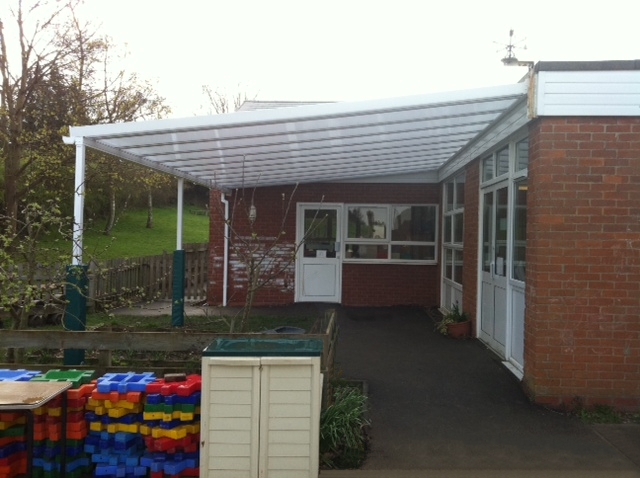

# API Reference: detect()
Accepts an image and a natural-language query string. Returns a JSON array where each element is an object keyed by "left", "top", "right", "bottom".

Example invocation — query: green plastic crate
[{"left": 31, "top": 369, "right": 95, "bottom": 389}]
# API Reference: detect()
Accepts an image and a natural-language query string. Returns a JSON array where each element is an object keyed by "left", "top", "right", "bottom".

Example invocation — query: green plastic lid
[{"left": 203, "top": 338, "right": 323, "bottom": 357}]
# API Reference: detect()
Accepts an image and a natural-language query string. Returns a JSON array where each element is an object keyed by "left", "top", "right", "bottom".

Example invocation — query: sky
[{"left": 74, "top": 0, "right": 640, "bottom": 118}]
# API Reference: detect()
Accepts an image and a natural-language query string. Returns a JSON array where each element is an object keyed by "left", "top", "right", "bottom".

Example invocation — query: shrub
[{"left": 320, "top": 384, "right": 370, "bottom": 469}]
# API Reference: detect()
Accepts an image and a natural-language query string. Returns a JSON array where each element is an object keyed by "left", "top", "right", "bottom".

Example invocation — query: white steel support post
[
  {"left": 64, "top": 136, "right": 88, "bottom": 365},
  {"left": 72, "top": 138, "right": 86, "bottom": 265},
  {"left": 172, "top": 178, "right": 185, "bottom": 326},
  {"left": 176, "top": 178, "right": 184, "bottom": 250}
]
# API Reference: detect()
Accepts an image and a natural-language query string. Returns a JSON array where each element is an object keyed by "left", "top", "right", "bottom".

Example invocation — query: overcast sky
[{"left": 77, "top": 0, "right": 639, "bottom": 118}]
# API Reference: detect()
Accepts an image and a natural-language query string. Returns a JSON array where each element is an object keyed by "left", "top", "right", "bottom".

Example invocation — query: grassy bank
[{"left": 45, "top": 207, "right": 209, "bottom": 260}]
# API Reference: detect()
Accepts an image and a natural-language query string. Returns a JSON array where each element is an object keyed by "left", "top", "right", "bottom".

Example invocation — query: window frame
[
  {"left": 442, "top": 173, "right": 465, "bottom": 287},
  {"left": 343, "top": 203, "right": 438, "bottom": 264}
]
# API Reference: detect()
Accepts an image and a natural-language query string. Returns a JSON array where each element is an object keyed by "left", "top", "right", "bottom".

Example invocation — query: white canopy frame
[{"left": 62, "top": 82, "right": 528, "bottom": 318}]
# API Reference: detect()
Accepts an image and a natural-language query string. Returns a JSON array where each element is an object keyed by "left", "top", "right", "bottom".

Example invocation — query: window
[
  {"left": 512, "top": 180, "right": 527, "bottom": 281},
  {"left": 515, "top": 139, "right": 529, "bottom": 171},
  {"left": 442, "top": 173, "right": 465, "bottom": 286},
  {"left": 345, "top": 204, "right": 437, "bottom": 262},
  {"left": 482, "top": 145, "right": 510, "bottom": 182}
]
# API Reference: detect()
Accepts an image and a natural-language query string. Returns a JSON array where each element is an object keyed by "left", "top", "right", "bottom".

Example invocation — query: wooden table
[{"left": 0, "top": 381, "right": 73, "bottom": 477}]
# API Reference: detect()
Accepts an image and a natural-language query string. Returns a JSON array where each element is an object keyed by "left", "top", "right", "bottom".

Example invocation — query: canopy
[{"left": 67, "top": 83, "right": 528, "bottom": 190}]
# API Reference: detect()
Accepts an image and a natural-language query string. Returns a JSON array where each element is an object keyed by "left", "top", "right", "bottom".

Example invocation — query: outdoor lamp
[{"left": 249, "top": 204, "right": 257, "bottom": 224}]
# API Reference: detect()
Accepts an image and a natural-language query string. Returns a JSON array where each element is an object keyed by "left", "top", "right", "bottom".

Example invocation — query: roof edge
[
  {"left": 68, "top": 83, "right": 528, "bottom": 139},
  {"left": 534, "top": 60, "right": 640, "bottom": 72}
]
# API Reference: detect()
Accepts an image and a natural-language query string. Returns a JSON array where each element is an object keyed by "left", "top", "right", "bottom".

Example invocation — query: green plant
[
  {"left": 579, "top": 404, "right": 623, "bottom": 424},
  {"left": 320, "top": 385, "right": 370, "bottom": 469},
  {"left": 435, "top": 302, "right": 468, "bottom": 335}
]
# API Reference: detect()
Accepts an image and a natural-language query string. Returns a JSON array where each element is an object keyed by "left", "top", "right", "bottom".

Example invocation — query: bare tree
[
  {"left": 0, "top": 0, "right": 80, "bottom": 230},
  {"left": 202, "top": 84, "right": 257, "bottom": 114},
  {"left": 211, "top": 179, "right": 325, "bottom": 333}
]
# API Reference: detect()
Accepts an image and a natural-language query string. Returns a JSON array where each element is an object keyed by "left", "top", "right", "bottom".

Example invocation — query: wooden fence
[
  {"left": 89, "top": 243, "right": 208, "bottom": 306},
  {"left": 1, "top": 244, "right": 209, "bottom": 320}
]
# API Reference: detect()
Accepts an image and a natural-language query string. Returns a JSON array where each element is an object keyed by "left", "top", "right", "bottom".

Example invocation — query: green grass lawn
[{"left": 49, "top": 207, "right": 209, "bottom": 260}]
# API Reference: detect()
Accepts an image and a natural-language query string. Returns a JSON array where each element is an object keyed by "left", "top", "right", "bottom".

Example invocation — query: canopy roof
[{"left": 68, "top": 83, "right": 528, "bottom": 190}]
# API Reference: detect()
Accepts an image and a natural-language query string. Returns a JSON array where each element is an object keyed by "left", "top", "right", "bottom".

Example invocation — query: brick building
[{"left": 68, "top": 60, "right": 640, "bottom": 410}]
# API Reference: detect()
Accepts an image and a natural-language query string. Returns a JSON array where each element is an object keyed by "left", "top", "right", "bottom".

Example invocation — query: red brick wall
[
  {"left": 208, "top": 182, "right": 440, "bottom": 307},
  {"left": 524, "top": 117, "right": 640, "bottom": 411},
  {"left": 207, "top": 190, "right": 226, "bottom": 306},
  {"left": 461, "top": 161, "right": 480, "bottom": 331}
]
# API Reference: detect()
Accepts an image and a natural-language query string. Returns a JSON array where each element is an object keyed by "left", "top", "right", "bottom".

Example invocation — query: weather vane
[{"left": 499, "top": 29, "right": 533, "bottom": 68}]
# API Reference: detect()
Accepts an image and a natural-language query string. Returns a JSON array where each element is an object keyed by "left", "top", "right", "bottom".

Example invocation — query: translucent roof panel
[{"left": 68, "top": 83, "right": 528, "bottom": 190}]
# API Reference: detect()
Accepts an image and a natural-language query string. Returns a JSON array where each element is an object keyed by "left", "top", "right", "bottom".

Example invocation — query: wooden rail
[{"left": 0, "top": 309, "right": 338, "bottom": 383}]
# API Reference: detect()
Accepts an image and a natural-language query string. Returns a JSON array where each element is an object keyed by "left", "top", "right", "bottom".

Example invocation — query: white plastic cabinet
[{"left": 200, "top": 347, "right": 322, "bottom": 478}]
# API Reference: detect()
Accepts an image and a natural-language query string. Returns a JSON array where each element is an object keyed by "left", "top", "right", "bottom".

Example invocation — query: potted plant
[{"left": 436, "top": 302, "right": 471, "bottom": 338}]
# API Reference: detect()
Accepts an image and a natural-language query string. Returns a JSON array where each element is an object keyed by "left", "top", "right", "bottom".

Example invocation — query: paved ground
[
  {"left": 113, "top": 301, "right": 640, "bottom": 476},
  {"left": 328, "top": 305, "right": 640, "bottom": 476}
]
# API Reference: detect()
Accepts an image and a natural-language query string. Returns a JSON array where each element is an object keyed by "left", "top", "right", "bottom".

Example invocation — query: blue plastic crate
[
  {"left": 97, "top": 372, "right": 156, "bottom": 394},
  {"left": 0, "top": 369, "right": 41, "bottom": 381}
]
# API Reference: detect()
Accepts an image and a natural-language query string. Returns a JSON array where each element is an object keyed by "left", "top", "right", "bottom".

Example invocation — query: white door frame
[
  {"left": 478, "top": 181, "right": 510, "bottom": 358},
  {"left": 295, "top": 203, "right": 343, "bottom": 303}
]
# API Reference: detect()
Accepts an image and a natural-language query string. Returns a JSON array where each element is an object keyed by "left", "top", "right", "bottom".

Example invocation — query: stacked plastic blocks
[
  {"left": 140, "top": 374, "right": 201, "bottom": 478},
  {"left": 30, "top": 369, "right": 95, "bottom": 478},
  {"left": 0, "top": 370, "right": 43, "bottom": 477},
  {"left": 85, "top": 372, "right": 156, "bottom": 478}
]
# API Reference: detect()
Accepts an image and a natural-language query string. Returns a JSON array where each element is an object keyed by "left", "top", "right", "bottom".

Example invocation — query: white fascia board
[
  {"left": 536, "top": 70, "right": 640, "bottom": 116},
  {"left": 68, "top": 83, "right": 528, "bottom": 139},
  {"left": 438, "top": 97, "right": 530, "bottom": 181}
]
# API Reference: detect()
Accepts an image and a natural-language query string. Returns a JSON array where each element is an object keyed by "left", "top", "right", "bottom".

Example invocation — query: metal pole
[
  {"left": 172, "top": 178, "right": 185, "bottom": 326},
  {"left": 176, "top": 178, "right": 184, "bottom": 250},
  {"left": 64, "top": 137, "right": 87, "bottom": 365},
  {"left": 71, "top": 138, "right": 85, "bottom": 265}
]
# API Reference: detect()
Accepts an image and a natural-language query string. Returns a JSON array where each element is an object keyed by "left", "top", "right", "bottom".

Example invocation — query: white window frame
[
  {"left": 441, "top": 174, "right": 465, "bottom": 311},
  {"left": 343, "top": 204, "right": 438, "bottom": 264}
]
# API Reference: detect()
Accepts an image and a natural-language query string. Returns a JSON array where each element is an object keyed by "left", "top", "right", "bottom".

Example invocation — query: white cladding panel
[
  {"left": 536, "top": 70, "right": 640, "bottom": 116},
  {"left": 201, "top": 355, "right": 321, "bottom": 478}
]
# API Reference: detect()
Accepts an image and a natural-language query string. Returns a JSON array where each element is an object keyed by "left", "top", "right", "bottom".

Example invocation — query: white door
[
  {"left": 480, "top": 186, "right": 508, "bottom": 356},
  {"left": 296, "top": 205, "right": 342, "bottom": 303}
]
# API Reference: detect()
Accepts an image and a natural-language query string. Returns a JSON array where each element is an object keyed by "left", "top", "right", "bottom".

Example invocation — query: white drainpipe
[{"left": 221, "top": 193, "right": 230, "bottom": 306}]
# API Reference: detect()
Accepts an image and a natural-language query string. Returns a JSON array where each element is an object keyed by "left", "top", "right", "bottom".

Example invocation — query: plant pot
[{"left": 446, "top": 320, "right": 471, "bottom": 339}]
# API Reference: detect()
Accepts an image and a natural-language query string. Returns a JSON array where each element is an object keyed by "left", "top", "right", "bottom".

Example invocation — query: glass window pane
[
  {"left": 453, "top": 250, "right": 463, "bottom": 284},
  {"left": 391, "top": 245, "right": 435, "bottom": 261},
  {"left": 482, "top": 192, "right": 493, "bottom": 272},
  {"left": 496, "top": 147, "right": 509, "bottom": 177},
  {"left": 516, "top": 139, "right": 529, "bottom": 171},
  {"left": 391, "top": 206, "right": 436, "bottom": 242},
  {"left": 512, "top": 180, "right": 527, "bottom": 281},
  {"left": 445, "top": 182, "right": 454, "bottom": 212},
  {"left": 495, "top": 187, "right": 509, "bottom": 277},
  {"left": 444, "top": 248, "right": 453, "bottom": 279},
  {"left": 455, "top": 174, "right": 465, "bottom": 207},
  {"left": 453, "top": 212, "right": 464, "bottom": 244},
  {"left": 444, "top": 215, "right": 452, "bottom": 244},
  {"left": 348, "top": 206, "right": 387, "bottom": 239},
  {"left": 482, "top": 155, "right": 494, "bottom": 182},
  {"left": 346, "top": 243, "right": 388, "bottom": 259},
  {"left": 303, "top": 209, "right": 337, "bottom": 258}
]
